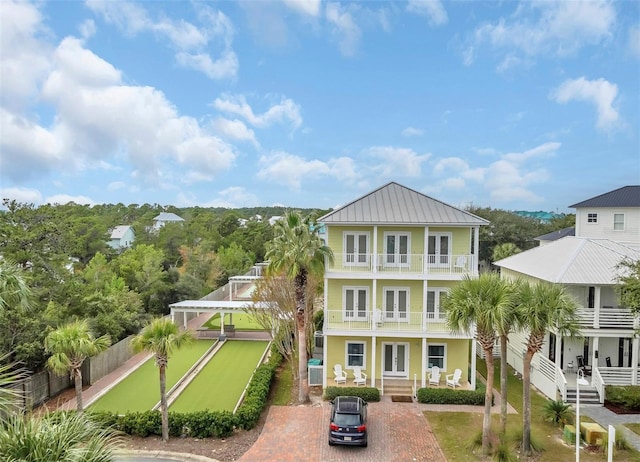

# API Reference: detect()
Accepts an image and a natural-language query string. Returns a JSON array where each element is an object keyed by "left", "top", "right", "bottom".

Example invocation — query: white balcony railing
[
  {"left": 326, "top": 253, "right": 474, "bottom": 276},
  {"left": 576, "top": 306, "right": 635, "bottom": 329},
  {"left": 324, "top": 309, "right": 451, "bottom": 334}
]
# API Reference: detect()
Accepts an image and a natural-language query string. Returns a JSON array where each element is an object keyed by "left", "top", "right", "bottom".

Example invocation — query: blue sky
[{"left": 1, "top": 0, "right": 638, "bottom": 213}]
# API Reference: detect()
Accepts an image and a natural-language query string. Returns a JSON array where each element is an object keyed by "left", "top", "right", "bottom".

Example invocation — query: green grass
[
  {"left": 427, "top": 360, "right": 640, "bottom": 461},
  {"left": 202, "top": 312, "right": 264, "bottom": 331},
  {"left": 169, "top": 340, "right": 269, "bottom": 413},
  {"left": 89, "top": 340, "right": 215, "bottom": 413},
  {"left": 626, "top": 423, "right": 640, "bottom": 436},
  {"left": 271, "top": 363, "right": 294, "bottom": 406}
]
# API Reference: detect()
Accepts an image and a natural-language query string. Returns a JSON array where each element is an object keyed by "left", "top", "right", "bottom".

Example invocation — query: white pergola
[{"left": 169, "top": 299, "right": 271, "bottom": 335}]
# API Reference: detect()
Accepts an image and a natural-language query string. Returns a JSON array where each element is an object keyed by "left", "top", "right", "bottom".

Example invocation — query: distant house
[
  {"left": 108, "top": 226, "right": 135, "bottom": 250},
  {"left": 513, "top": 210, "right": 563, "bottom": 223},
  {"left": 152, "top": 212, "right": 185, "bottom": 231},
  {"left": 268, "top": 216, "right": 282, "bottom": 226},
  {"left": 534, "top": 226, "right": 575, "bottom": 246}
]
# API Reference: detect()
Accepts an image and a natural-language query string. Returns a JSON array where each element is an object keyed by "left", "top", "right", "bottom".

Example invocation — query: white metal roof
[
  {"left": 110, "top": 225, "right": 132, "bottom": 239},
  {"left": 169, "top": 300, "right": 270, "bottom": 310},
  {"left": 318, "top": 182, "right": 489, "bottom": 226},
  {"left": 494, "top": 237, "right": 640, "bottom": 285},
  {"left": 154, "top": 212, "right": 184, "bottom": 222}
]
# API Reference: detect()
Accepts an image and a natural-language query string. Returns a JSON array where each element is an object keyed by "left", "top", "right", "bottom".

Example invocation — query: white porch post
[
  {"left": 633, "top": 336, "right": 639, "bottom": 386},
  {"left": 322, "top": 331, "right": 328, "bottom": 389},
  {"left": 371, "top": 336, "right": 377, "bottom": 388},
  {"left": 421, "top": 337, "right": 427, "bottom": 388},
  {"left": 220, "top": 312, "right": 225, "bottom": 335},
  {"left": 555, "top": 334, "right": 563, "bottom": 369},
  {"left": 424, "top": 226, "right": 430, "bottom": 273},
  {"left": 171, "top": 310, "right": 175, "bottom": 323},
  {"left": 373, "top": 225, "right": 378, "bottom": 273},
  {"left": 183, "top": 311, "right": 187, "bottom": 329},
  {"left": 372, "top": 279, "right": 378, "bottom": 332},
  {"left": 473, "top": 227, "right": 480, "bottom": 271},
  {"left": 594, "top": 287, "right": 602, "bottom": 329},
  {"left": 471, "top": 337, "right": 477, "bottom": 389}
]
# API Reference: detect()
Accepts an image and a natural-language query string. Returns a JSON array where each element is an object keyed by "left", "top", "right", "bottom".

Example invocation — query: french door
[
  {"left": 382, "top": 342, "right": 409, "bottom": 377},
  {"left": 428, "top": 233, "right": 450, "bottom": 267},
  {"left": 383, "top": 287, "right": 409, "bottom": 322},
  {"left": 344, "top": 287, "right": 368, "bottom": 320},
  {"left": 384, "top": 233, "right": 410, "bottom": 267}
]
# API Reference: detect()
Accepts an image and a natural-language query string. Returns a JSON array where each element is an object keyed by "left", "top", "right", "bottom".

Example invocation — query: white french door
[
  {"left": 426, "top": 289, "right": 447, "bottom": 321},
  {"left": 383, "top": 287, "right": 409, "bottom": 322},
  {"left": 344, "top": 287, "right": 369, "bottom": 320},
  {"left": 344, "top": 232, "right": 369, "bottom": 266},
  {"left": 428, "top": 233, "right": 451, "bottom": 267},
  {"left": 384, "top": 233, "right": 410, "bottom": 267},
  {"left": 382, "top": 342, "right": 409, "bottom": 377}
]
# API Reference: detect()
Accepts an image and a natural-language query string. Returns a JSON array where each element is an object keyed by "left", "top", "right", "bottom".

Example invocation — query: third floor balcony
[{"left": 326, "top": 253, "right": 475, "bottom": 277}]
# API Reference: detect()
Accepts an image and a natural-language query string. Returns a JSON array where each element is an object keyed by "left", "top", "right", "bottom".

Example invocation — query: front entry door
[{"left": 383, "top": 342, "right": 409, "bottom": 377}]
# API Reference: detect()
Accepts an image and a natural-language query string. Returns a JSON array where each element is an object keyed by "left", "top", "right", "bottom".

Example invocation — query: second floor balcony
[
  {"left": 576, "top": 305, "right": 637, "bottom": 330},
  {"left": 324, "top": 309, "right": 466, "bottom": 336},
  {"left": 326, "top": 253, "right": 475, "bottom": 276}
]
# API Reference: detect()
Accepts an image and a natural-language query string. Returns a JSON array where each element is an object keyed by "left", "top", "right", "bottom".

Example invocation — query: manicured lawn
[
  {"left": 202, "top": 312, "right": 264, "bottom": 331},
  {"left": 170, "top": 340, "right": 269, "bottom": 413},
  {"left": 426, "top": 361, "right": 640, "bottom": 461},
  {"left": 90, "top": 340, "right": 215, "bottom": 413}
]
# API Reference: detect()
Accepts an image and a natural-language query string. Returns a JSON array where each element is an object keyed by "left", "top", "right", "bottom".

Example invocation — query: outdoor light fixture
[{"left": 576, "top": 370, "right": 590, "bottom": 462}]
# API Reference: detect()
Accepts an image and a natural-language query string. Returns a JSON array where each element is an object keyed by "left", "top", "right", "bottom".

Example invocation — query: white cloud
[
  {"left": 45, "top": 194, "right": 94, "bottom": 205},
  {"left": 86, "top": 0, "right": 237, "bottom": 79},
  {"left": 107, "top": 181, "right": 126, "bottom": 191},
  {"left": 0, "top": 186, "right": 43, "bottom": 204},
  {"left": 629, "top": 25, "right": 640, "bottom": 57},
  {"left": 364, "top": 146, "right": 430, "bottom": 177},
  {"left": 406, "top": 0, "right": 448, "bottom": 26},
  {"left": 257, "top": 151, "right": 330, "bottom": 189},
  {"left": 326, "top": 3, "right": 362, "bottom": 57},
  {"left": 466, "top": 1, "right": 615, "bottom": 68},
  {"left": 213, "top": 93, "right": 302, "bottom": 130},
  {"left": 1, "top": 34, "right": 237, "bottom": 187},
  {"left": 502, "top": 141, "right": 560, "bottom": 162},
  {"left": 212, "top": 118, "right": 259, "bottom": 146},
  {"left": 551, "top": 77, "right": 621, "bottom": 131},
  {"left": 401, "top": 126, "right": 424, "bottom": 137},
  {"left": 283, "top": 0, "right": 322, "bottom": 17},
  {"left": 79, "top": 19, "right": 96, "bottom": 39},
  {"left": 327, "top": 157, "right": 359, "bottom": 182}
]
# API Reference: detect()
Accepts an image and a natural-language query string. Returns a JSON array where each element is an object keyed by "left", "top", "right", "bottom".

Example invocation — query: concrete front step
[{"left": 565, "top": 387, "right": 601, "bottom": 405}]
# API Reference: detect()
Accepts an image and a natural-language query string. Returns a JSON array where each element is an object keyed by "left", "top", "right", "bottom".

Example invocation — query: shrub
[
  {"left": 542, "top": 399, "right": 572, "bottom": 426},
  {"left": 416, "top": 386, "right": 489, "bottom": 406},
  {"left": 324, "top": 386, "right": 381, "bottom": 402},
  {"left": 605, "top": 385, "right": 640, "bottom": 411}
]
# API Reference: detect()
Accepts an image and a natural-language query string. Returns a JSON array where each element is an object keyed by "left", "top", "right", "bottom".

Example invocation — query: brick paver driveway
[{"left": 239, "top": 397, "right": 446, "bottom": 462}]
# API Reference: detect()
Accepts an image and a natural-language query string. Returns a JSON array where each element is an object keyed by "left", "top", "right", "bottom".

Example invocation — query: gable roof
[
  {"left": 570, "top": 186, "right": 640, "bottom": 208},
  {"left": 318, "top": 182, "right": 489, "bottom": 226},
  {"left": 110, "top": 225, "right": 133, "bottom": 239},
  {"left": 494, "top": 236, "right": 640, "bottom": 285},
  {"left": 154, "top": 212, "right": 184, "bottom": 222},
  {"left": 535, "top": 227, "right": 575, "bottom": 242}
]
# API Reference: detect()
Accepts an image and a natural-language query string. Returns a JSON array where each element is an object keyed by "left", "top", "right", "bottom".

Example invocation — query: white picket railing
[
  {"left": 326, "top": 253, "right": 474, "bottom": 276},
  {"left": 592, "top": 368, "right": 605, "bottom": 404}
]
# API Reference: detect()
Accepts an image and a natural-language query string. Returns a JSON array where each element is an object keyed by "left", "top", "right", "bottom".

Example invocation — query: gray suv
[{"left": 328, "top": 396, "right": 368, "bottom": 447}]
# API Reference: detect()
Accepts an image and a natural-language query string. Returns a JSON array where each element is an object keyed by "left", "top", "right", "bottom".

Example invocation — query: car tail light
[
  {"left": 357, "top": 424, "right": 366, "bottom": 432},
  {"left": 330, "top": 423, "right": 339, "bottom": 431}
]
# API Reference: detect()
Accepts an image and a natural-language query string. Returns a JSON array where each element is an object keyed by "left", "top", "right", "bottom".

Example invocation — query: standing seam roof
[{"left": 570, "top": 186, "right": 640, "bottom": 208}]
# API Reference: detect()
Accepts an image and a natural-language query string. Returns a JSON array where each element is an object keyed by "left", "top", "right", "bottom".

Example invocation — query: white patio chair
[
  {"left": 446, "top": 369, "right": 462, "bottom": 388},
  {"left": 333, "top": 364, "right": 347, "bottom": 384},
  {"left": 428, "top": 366, "right": 441, "bottom": 386},
  {"left": 353, "top": 367, "right": 367, "bottom": 386}
]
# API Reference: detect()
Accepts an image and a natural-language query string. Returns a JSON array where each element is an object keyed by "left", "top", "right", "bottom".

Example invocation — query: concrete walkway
[{"left": 582, "top": 405, "right": 640, "bottom": 450}]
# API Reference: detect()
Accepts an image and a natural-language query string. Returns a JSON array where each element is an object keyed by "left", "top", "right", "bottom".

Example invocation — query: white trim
[
  {"left": 382, "top": 286, "right": 410, "bottom": 322},
  {"left": 426, "top": 342, "right": 448, "bottom": 371},
  {"left": 382, "top": 341, "right": 410, "bottom": 378},
  {"left": 383, "top": 231, "right": 411, "bottom": 267},
  {"left": 426, "top": 287, "right": 449, "bottom": 321},
  {"left": 345, "top": 340, "right": 367, "bottom": 369},
  {"left": 428, "top": 232, "right": 452, "bottom": 267},
  {"left": 587, "top": 212, "right": 598, "bottom": 224},
  {"left": 343, "top": 231, "right": 370, "bottom": 266},
  {"left": 343, "top": 286, "right": 369, "bottom": 321},
  {"left": 613, "top": 212, "right": 625, "bottom": 231}
]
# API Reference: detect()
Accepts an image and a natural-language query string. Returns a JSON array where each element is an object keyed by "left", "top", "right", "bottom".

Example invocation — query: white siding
[{"left": 575, "top": 207, "right": 640, "bottom": 246}]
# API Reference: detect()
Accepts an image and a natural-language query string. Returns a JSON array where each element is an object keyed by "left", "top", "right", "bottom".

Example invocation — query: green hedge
[
  {"left": 324, "top": 386, "right": 381, "bottom": 402},
  {"left": 605, "top": 385, "right": 640, "bottom": 411},
  {"left": 87, "top": 347, "right": 283, "bottom": 438},
  {"left": 416, "top": 386, "right": 489, "bottom": 406}
]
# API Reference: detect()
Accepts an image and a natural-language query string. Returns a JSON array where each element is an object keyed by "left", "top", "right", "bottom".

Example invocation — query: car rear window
[{"left": 334, "top": 412, "right": 362, "bottom": 426}]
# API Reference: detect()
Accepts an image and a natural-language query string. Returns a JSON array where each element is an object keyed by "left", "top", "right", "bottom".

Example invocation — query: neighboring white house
[
  {"left": 152, "top": 212, "right": 185, "bottom": 231},
  {"left": 495, "top": 185, "right": 640, "bottom": 404},
  {"left": 107, "top": 225, "right": 135, "bottom": 250}
]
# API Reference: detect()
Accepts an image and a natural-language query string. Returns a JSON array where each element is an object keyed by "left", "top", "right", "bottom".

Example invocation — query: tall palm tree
[
  {"left": 265, "top": 211, "right": 333, "bottom": 403},
  {"left": 443, "top": 273, "right": 515, "bottom": 455},
  {"left": 516, "top": 280, "right": 579, "bottom": 455},
  {"left": 45, "top": 319, "right": 111, "bottom": 413},
  {"left": 131, "top": 317, "right": 194, "bottom": 442}
]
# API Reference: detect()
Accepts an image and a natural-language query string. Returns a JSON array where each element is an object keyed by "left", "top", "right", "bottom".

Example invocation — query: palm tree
[
  {"left": 45, "top": 319, "right": 111, "bottom": 413},
  {"left": 130, "top": 317, "right": 194, "bottom": 442},
  {"left": 443, "top": 273, "right": 515, "bottom": 455},
  {"left": 516, "top": 280, "right": 579, "bottom": 455},
  {"left": 265, "top": 211, "right": 333, "bottom": 403},
  {"left": 0, "top": 259, "right": 33, "bottom": 313},
  {"left": 492, "top": 242, "right": 521, "bottom": 263}
]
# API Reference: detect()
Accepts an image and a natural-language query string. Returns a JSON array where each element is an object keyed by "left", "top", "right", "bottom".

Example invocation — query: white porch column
[
  {"left": 424, "top": 226, "right": 430, "bottom": 273},
  {"left": 471, "top": 337, "right": 477, "bottom": 389},
  {"left": 373, "top": 225, "right": 378, "bottom": 273},
  {"left": 183, "top": 311, "right": 187, "bottom": 329},
  {"left": 473, "top": 227, "right": 480, "bottom": 271},
  {"left": 220, "top": 312, "right": 225, "bottom": 335},
  {"left": 594, "top": 287, "right": 602, "bottom": 329},
  {"left": 592, "top": 336, "right": 599, "bottom": 369},
  {"left": 322, "top": 332, "right": 328, "bottom": 389},
  {"left": 421, "top": 337, "right": 427, "bottom": 388},
  {"left": 371, "top": 336, "right": 377, "bottom": 388},
  {"left": 171, "top": 310, "right": 175, "bottom": 323},
  {"left": 555, "top": 334, "right": 562, "bottom": 369},
  {"left": 372, "top": 279, "right": 378, "bottom": 332},
  {"left": 633, "top": 336, "right": 639, "bottom": 386}
]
